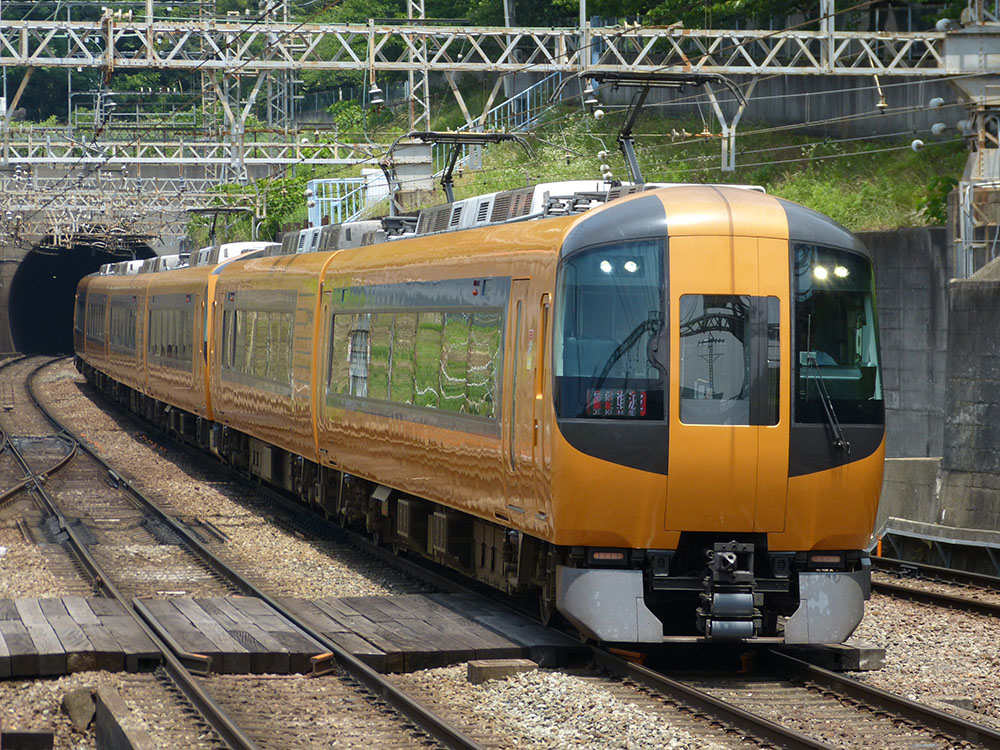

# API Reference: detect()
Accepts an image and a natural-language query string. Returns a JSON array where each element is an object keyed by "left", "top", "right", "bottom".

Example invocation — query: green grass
[
  {"left": 196, "top": 92, "right": 966, "bottom": 242},
  {"left": 442, "top": 104, "right": 967, "bottom": 232}
]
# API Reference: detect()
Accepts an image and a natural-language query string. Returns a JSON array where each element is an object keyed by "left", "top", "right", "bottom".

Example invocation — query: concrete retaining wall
[
  {"left": 935, "top": 258, "right": 1000, "bottom": 529},
  {"left": 861, "top": 226, "right": 950, "bottom": 459},
  {"left": 875, "top": 457, "right": 942, "bottom": 532}
]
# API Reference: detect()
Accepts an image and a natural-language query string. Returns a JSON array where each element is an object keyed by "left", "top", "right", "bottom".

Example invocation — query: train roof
[
  {"left": 95, "top": 241, "right": 279, "bottom": 278},
  {"left": 121, "top": 182, "right": 778, "bottom": 276},
  {"left": 263, "top": 181, "right": 767, "bottom": 264}
]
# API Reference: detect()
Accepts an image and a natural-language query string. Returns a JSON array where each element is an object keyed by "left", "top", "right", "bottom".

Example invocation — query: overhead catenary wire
[
  {"left": 1, "top": 0, "right": 963, "bottom": 244},
  {"left": 9, "top": 0, "right": 367, "bottom": 239}
]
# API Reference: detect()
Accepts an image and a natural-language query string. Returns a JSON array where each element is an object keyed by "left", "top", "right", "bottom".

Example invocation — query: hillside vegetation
[
  {"left": 447, "top": 105, "right": 965, "bottom": 232},
  {"left": 195, "top": 97, "right": 966, "bottom": 244}
]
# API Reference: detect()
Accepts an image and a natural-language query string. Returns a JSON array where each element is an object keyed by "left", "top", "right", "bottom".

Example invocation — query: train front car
[{"left": 550, "top": 185, "right": 885, "bottom": 644}]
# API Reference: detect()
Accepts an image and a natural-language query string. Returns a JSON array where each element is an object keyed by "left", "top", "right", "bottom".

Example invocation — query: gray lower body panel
[
  {"left": 556, "top": 566, "right": 664, "bottom": 643},
  {"left": 783, "top": 570, "right": 868, "bottom": 644}
]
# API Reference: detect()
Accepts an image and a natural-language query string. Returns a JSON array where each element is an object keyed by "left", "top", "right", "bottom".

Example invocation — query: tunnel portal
[{"left": 9, "top": 240, "right": 155, "bottom": 354}]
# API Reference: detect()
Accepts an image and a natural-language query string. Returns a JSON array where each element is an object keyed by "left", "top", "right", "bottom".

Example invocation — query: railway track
[
  {"left": 28, "top": 355, "right": 1000, "bottom": 749},
  {"left": 872, "top": 556, "right": 1000, "bottom": 617},
  {"left": 588, "top": 646, "right": 1000, "bottom": 749},
  {"left": 1, "top": 356, "right": 483, "bottom": 750}
]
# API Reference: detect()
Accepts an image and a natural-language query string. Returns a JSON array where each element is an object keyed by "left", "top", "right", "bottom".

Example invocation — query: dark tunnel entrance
[{"left": 9, "top": 241, "right": 156, "bottom": 354}]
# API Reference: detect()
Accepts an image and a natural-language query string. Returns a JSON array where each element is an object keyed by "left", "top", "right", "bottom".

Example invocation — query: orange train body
[{"left": 75, "top": 184, "right": 885, "bottom": 644}]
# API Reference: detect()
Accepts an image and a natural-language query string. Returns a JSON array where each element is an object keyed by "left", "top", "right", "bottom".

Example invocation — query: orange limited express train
[{"left": 74, "top": 182, "right": 885, "bottom": 644}]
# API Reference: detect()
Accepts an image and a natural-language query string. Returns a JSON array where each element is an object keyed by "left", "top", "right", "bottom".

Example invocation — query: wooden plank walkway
[
  {"left": 141, "top": 597, "right": 324, "bottom": 674},
  {"left": 0, "top": 593, "right": 586, "bottom": 678},
  {"left": 276, "top": 593, "right": 586, "bottom": 673},
  {"left": 0, "top": 598, "right": 159, "bottom": 677}
]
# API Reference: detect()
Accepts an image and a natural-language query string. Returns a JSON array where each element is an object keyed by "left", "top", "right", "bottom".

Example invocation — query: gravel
[
  {"left": 852, "top": 591, "right": 1000, "bottom": 725},
  {"left": 0, "top": 525, "right": 64, "bottom": 597},
  {"left": 393, "top": 665, "right": 729, "bottom": 749},
  {"left": 29, "top": 361, "right": 1000, "bottom": 744},
  {"left": 36, "top": 360, "right": 405, "bottom": 599},
  {"left": 873, "top": 569, "right": 1000, "bottom": 605},
  {"left": 0, "top": 671, "right": 115, "bottom": 750}
]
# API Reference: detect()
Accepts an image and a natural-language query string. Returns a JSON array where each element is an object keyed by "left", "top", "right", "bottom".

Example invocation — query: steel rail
[
  {"left": 874, "top": 555, "right": 1000, "bottom": 591},
  {"left": 66, "top": 357, "right": 1000, "bottom": 749},
  {"left": 589, "top": 647, "right": 836, "bottom": 750},
  {"left": 872, "top": 556, "right": 1000, "bottom": 617},
  {"left": 766, "top": 649, "right": 1000, "bottom": 749},
  {"left": 5, "top": 358, "right": 261, "bottom": 750},
  {"left": 30, "top": 358, "right": 483, "bottom": 750},
  {"left": 0, "top": 356, "right": 77, "bottom": 502},
  {"left": 81, "top": 367, "right": 859, "bottom": 750},
  {"left": 872, "top": 579, "right": 1000, "bottom": 618}
]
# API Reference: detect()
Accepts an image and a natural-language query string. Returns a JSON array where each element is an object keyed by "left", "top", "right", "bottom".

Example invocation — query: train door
[
  {"left": 665, "top": 236, "right": 790, "bottom": 532},
  {"left": 503, "top": 278, "right": 538, "bottom": 520}
]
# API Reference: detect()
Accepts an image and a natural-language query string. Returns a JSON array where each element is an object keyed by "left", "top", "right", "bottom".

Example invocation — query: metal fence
[
  {"left": 307, "top": 177, "right": 368, "bottom": 226},
  {"left": 432, "top": 71, "right": 565, "bottom": 175},
  {"left": 307, "top": 170, "right": 389, "bottom": 226}
]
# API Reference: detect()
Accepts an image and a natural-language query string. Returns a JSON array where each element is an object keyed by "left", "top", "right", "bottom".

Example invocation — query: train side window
[
  {"left": 242, "top": 310, "right": 255, "bottom": 373},
  {"left": 390, "top": 313, "right": 418, "bottom": 405},
  {"left": 328, "top": 313, "right": 353, "bottom": 394},
  {"left": 441, "top": 312, "right": 471, "bottom": 413},
  {"left": 415, "top": 312, "right": 444, "bottom": 408},
  {"left": 266, "top": 312, "right": 282, "bottom": 382},
  {"left": 348, "top": 313, "right": 371, "bottom": 397},
  {"left": 252, "top": 312, "right": 268, "bottom": 376},
  {"left": 764, "top": 296, "right": 780, "bottom": 426},
  {"left": 368, "top": 313, "right": 392, "bottom": 401},
  {"left": 75, "top": 295, "right": 86, "bottom": 333},
  {"left": 468, "top": 311, "right": 502, "bottom": 417}
]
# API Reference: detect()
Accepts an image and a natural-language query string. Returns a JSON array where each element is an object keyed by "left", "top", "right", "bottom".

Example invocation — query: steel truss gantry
[
  {"left": 0, "top": 18, "right": 949, "bottom": 77},
  {"left": 0, "top": 174, "right": 261, "bottom": 249},
  {"left": 3, "top": 9, "right": 998, "bottom": 264}
]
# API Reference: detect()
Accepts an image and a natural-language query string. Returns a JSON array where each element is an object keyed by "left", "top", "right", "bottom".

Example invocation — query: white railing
[
  {"left": 433, "top": 71, "right": 564, "bottom": 175},
  {"left": 307, "top": 170, "right": 388, "bottom": 227}
]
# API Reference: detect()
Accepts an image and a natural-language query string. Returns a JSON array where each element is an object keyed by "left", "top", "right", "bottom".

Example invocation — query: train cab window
[
  {"left": 554, "top": 240, "right": 666, "bottom": 420},
  {"left": 793, "top": 244, "right": 882, "bottom": 424},
  {"left": 679, "top": 295, "right": 751, "bottom": 425},
  {"left": 678, "top": 295, "right": 780, "bottom": 426}
]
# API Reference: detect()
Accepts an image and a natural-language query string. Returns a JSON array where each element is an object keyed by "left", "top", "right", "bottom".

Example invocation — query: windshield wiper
[
  {"left": 593, "top": 311, "right": 662, "bottom": 391},
  {"left": 806, "top": 354, "right": 851, "bottom": 455}
]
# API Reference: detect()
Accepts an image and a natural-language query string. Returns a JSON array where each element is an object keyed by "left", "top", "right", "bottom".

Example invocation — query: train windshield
[
  {"left": 793, "top": 244, "right": 882, "bottom": 424},
  {"left": 553, "top": 239, "right": 665, "bottom": 420}
]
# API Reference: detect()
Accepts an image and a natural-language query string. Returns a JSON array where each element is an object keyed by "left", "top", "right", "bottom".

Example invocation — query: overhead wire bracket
[
  {"left": 382, "top": 130, "right": 535, "bottom": 209},
  {"left": 554, "top": 70, "right": 748, "bottom": 177}
]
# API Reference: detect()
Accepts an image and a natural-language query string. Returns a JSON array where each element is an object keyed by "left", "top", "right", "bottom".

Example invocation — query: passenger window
[
  {"left": 468, "top": 311, "right": 502, "bottom": 417},
  {"left": 368, "top": 313, "right": 392, "bottom": 400},
  {"left": 329, "top": 313, "right": 354, "bottom": 394},
  {"left": 349, "top": 314, "right": 371, "bottom": 397},
  {"left": 415, "top": 312, "right": 443, "bottom": 408},
  {"left": 441, "top": 312, "right": 471, "bottom": 413},
  {"left": 390, "top": 313, "right": 418, "bottom": 405}
]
